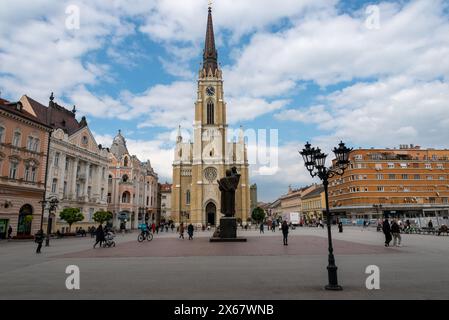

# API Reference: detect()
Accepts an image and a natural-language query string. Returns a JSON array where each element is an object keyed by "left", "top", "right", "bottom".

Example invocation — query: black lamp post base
[{"left": 325, "top": 284, "right": 343, "bottom": 291}]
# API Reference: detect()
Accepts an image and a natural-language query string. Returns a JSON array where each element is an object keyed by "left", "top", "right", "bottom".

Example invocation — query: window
[
  {"left": 65, "top": 158, "right": 69, "bottom": 171},
  {"left": 414, "top": 174, "right": 420, "bottom": 180},
  {"left": 437, "top": 164, "right": 444, "bottom": 169},
  {"left": 51, "top": 179, "right": 58, "bottom": 193},
  {"left": 425, "top": 163, "right": 432, "bottom": 169},
  {"left": 402, "top": 174, "right": 408, "bottom": 180},
  {"left": 388, "top": 163, "right": 394, "bottom": 169},
  {"left": 354, "top": 154, "right": 363, "bottom": 160},
  {"left": 100, "top": 188, "right": 104, "bottom": 200},
  {"left": 429, "top": 197, "right": 436, "bottom": 204},
  {"left": 122, "top": 191, "right": 131, "bottom": 203},
  {"left": 377, "top": 186, "right": 384, "bottom": 192},
  {"left": 87, "top": 186, "right": 91, "bottom": 199},
  {"left": 123, "top": 157, "right": 128, "bottom": 167},
  {"left": 375, "top": 164, "right": 382, "bottom": 170},
  {"left": 89, "top": 166, "right": 93, "bottom": 178},
  {"left": 207, "top": 101, "right": 214, "bottom": 125},
  {"left": 389, "top": 174, "right": 396, "bottom": 180},
  {"left": 376, "top": 174, "right": 383, "bottom": 180},
  {"left": 24, "top": 164, "right": 36, "bottom": 182},
  {"left": 0, "top": 126, "right": 4, "bottom": 142},
  {"left": 427, "top": 175, "right": 433, "bottom": 180},
  {"left": 400, "top": 163, "right": 407, "bottom": 168},
  {"left": 443, "top": 198, "right": 448, "bottom": 204},
  {"left": 24, "top": 165, "right": 31, "bottom": 181},
  {"left": 439, "top": 176, "right": 445, "bottom": 180},
  {"left": 63, "top": 182, "right": 67, "bottom": 197},
  {"left": 122, "top": 174, "right": 129, "bottom": 182},
  {"left": 76, "top": 184, "right": 80, "bottom": 197},
  {"left": 413, "top": 163, "right": 419, "bottom": 168},
  {"left": 107, "top": 193, "right": 111, "bottom": 203},
  {"left": 9, "top": 161, "right": 18, "bottom": 179},
  {"left": 27, "top": 137, "right": 34, "bottom": 150},
  {"left": 12, "top": 131, "right": 21, "bottom": 147},
  {"left": 32, "top": 138, "right": 39, "bottom": 152},
  {"left": 102, "top": 167, "right": 105, "bottom": 179},
  {"left": 89, "top": 208, "right": 94, "bottom": 222},
  {"left": 146, "top": 196, "right": 149, "bottom": 206},
  {"left": 186, "top": 190, "right": 191, "bottom": 205},
  {"left": 54, "top": 152, "right": 60, "bottom": 167}
]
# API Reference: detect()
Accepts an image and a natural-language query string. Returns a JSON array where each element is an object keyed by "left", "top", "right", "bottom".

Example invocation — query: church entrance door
[{"left": 206, "top": 202, "right": 216, "bottom": 226}]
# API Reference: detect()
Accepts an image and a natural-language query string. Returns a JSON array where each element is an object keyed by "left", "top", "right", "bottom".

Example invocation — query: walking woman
[
  {"left": 281, "top": 220, "right": 289, "bottom": 246},
  {"left": 93, "top": 224, "right": 105, "bottom": 248},
  {"left": 179, "top": 222, "right": 185, "bottom": 239}
]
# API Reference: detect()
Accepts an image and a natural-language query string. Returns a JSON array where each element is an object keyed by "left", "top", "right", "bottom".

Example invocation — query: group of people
[
  {"left": 382, "top": 218, "right": 402, "bottom": 247},
  {"left": 177, "top": 223, "right": 195, "bottom": 240}
]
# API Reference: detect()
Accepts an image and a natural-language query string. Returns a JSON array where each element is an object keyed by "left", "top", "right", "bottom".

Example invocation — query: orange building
[
  {"left": 0, "top": 98, "right": 52, "bottom": 238},
  {"left": 329, "top": 144, "right": 449, "bottom": 226}
]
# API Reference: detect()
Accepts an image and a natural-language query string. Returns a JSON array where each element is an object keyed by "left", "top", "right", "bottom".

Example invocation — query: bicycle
[{"left": 137, "top": 231, "right": 153, "bottom": 242}]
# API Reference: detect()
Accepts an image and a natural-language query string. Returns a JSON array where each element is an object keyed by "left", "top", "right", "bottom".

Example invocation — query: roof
[
  {"left": 0, "top": 100, "right": 51, "bottom": 129},
  {"left": 110, "top": 130, "right": 129, "bottom": 159},
  {"left": 159, "top": 183, "right": 172, "bottom": 192},
  {"left": 302, "top": 186, "right": 325, "bottom": 200},
  {"left": 24, "top": 95, "right": 83, "bottom": 135},
  {"left": 203, "top": 6, "right": 218, "bottom": 73}
]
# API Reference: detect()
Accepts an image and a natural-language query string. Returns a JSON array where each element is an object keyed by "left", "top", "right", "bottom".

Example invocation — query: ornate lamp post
[
  {"left": 45, "top": 197, "right": 59, "bottom": 246},
  {"left": 300, "top": 141, "right": 352, "bottom": 291}
]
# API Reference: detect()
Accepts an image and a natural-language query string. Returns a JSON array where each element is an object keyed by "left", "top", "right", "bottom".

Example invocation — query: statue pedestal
[{"left": 210, "top": 217, "right": 247, "bottom": 242}]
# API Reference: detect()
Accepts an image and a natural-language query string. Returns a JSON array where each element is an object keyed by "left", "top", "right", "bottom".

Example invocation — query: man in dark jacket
[
  {"left": 281, "top": 221, "right": 289, "bottom": 246},
  {"left": 93, "top": 225, "right": 105, "bottom": 248},
  {"left": 391, "top": 219, "right": 401, "bottom": 247},
  {"left": 7, "top": 225, "right": 13, "bottom": 239},
  {"left": 187, "top": 223, "right": 194, "bottom": 240},
  {"left": 382, "top": 218, "right": 392, "bottom": 247},
  {"left": 35, "top": 229, "right": 44, "bottom": 254}
]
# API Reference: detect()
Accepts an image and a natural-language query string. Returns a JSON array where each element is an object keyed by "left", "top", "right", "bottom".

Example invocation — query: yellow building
[
  {"left": 171, "top": 7, "right": 250, "bottom": 226},
  {"left": 301, "top": 186, "right": 325, "bottom": 223}
]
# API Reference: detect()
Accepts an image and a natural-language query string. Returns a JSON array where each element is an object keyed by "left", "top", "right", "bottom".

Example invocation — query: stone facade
[
  {"left": 159, "top": 183, "right": 172, "bottom": 222},
  {"left": 171, "top": 8, "right": 250, "bottom": 226},
  {"left": 0, "top": 97, "right": 51, "bottom": 238},
  {"left": 107, "top": 131, "right": 158, "bottom": 229}
]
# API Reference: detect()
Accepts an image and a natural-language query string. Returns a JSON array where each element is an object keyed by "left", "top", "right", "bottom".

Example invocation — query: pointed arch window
[
  {"left": 123, "top": 157, "right": 129, "bottom": 167},
  {"left": 207, "top": 100, "right": 214, "bottom": 125},
  {"left": 186, "top": 190, "right": 191, "bottom": 205}
]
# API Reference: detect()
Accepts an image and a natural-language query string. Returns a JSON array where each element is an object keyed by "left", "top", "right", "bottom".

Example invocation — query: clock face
[{"left": 206, "top": 86, "right": 215, "bottom": 96}]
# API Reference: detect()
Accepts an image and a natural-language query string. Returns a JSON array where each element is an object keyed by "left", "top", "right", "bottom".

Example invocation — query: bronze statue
[{"left": 217, "top": 167, "right": 241, "bottom": 217}]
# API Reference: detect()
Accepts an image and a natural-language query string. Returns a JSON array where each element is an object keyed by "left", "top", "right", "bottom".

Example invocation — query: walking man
[
  {"left": 382, "top": 217, "right": 392, "bottom": 247},
  {"left": 187, "top": 223, "right": 194, "bottom": 240},
  {"left": 7, "top": 225, "right": 12, "bottom": 239},
  {"left": 391, "top": 219, "right": 402, "bottom": 247},
  {"left": 259, "top": 222, "right": 264, "bottom": 234},
  {"left": 35, "top": 229, "right": 44, "bottom": 254},
  {"left": 281, "top": 220, "right": 289, "bottom": 246}
]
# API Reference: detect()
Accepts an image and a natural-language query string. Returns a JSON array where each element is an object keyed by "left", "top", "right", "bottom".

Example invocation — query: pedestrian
[
  {"left": 120, "top": 221, "right": 125, "bottom": 235},
  {"left": 382, "top": 217, "right": 392, "bottom": 247},
  {"left": 165, "top": 224, "right": 169, "bottom": 232},
  {"left": 281, "top": 220, "right": 289, "bottom": 246},
  {"left": 151, "top": 222, "right": 156, "bottom": 234},
  {"left": 362, "top": 220, "right": 367, "bottom": 230},
  {"left": 272, "top": 220, "right": 276, "bottom": 232},
  {"left": 179, "top": 223, "right": 185, "bottom": 239},
  {"left": 156, "top": 224, "right": 159, "bottom": 234},
  {"left": 171, "top": 223, "right": 175, "bottom": 232},
  {"left": 35, "top": 229, "right": 44, "bottom": 254},
  {"left": 187, "top": 223, "right": 194, "bottom": 240},
  {"left": 391, "top": 219, "right": 402, "bottom": 247},
  {"left": 338, "top": 221, "right": 343, "bottom": 233},
  {"left": 93, "top": 224, "right": 105, "bottom": 248},
  {"left": 259, "top": 222, "right": 264, "bottom": 234},
  {"left": 428, "top": 220, "right": 433, "bottom": 228},
  {"left": 319, "top": 219, "right": 324, "bottom": 229},
  {"left": 7, "top": 225, "right": 12, "bottom": 239}
]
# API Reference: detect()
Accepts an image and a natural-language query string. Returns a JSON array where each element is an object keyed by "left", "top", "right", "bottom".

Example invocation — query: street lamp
[
  {"left": 45, "top": 197, "right": 59, "bottom": 246},
  {"left": 300, "top": 141, "right": 352, "bottom": 291}
]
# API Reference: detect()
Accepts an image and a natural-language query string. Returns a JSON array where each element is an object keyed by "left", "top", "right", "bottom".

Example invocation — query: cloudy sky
[{"left": 1, "top": 0, "right": 449, "bottom": 202}]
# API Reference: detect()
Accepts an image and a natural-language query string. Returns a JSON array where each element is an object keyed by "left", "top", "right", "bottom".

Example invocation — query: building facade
[
  {"left": 171, "top": 7, "right": 250, "bottom": 226},
  {"left": 301, "top": 186, "right": 325, "bottom": 223},
  {"left": 278, "top": 185, "right": 318, "bottom": 217},
  {"left": 329, "top": 145, "right": 449, "bottom": 226},
  {"left": 107, "top": 131, "right": 158, "bottom": 229},
  {"left": 250, "top": 184, "right": 258, "bottom": 214},
  {"left": 0, "top": 98, "right": 51, "bottom": 238},
  {"left": 20, "top": 95, "right": 110, "bottom": 232},
  {"left": 159, "top": 183, "right": 172, "bottom": 222}
]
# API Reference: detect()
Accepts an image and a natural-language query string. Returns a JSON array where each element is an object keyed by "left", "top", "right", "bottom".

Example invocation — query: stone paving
[{"left": 0, "top": 226, "right": 448, "bottom": 299}]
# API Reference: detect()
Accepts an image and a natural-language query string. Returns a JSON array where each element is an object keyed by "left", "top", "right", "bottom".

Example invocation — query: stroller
[{"left": 103, "top": 231, "right": 116, "bottom": 248}]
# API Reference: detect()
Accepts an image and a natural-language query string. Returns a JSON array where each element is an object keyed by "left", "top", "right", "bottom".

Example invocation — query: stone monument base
[{"left": 209, "top": 217, "right": 247, "bottom": 242}]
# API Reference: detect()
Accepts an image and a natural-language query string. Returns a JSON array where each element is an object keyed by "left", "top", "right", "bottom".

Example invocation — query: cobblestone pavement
[{"left": 1, "top": 227, "right": 448, "bottom": 299}]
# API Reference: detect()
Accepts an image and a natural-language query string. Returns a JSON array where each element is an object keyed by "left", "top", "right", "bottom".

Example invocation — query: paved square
[{"left": 1, "top": 227, "right": 448, "bottom": 300}]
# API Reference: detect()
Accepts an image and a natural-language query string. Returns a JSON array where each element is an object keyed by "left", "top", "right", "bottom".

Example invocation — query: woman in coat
[
  {"left": 281, "top": 221, "right": 289, "bottom": 246},
  {"left": 93, "top": 224, "right": 105, "bottom": 248},
  {"left": 179, "top": 223, "right": 185, "bottom": 239},
  {"left": 187, "top": 223, "right": 194, "bottom": 240}
]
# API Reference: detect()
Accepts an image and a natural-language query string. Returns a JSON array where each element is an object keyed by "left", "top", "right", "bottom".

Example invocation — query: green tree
[
  {"left": 251, "top": 207, "right": 266, "bottom": 224},
  {"left": 92, "top": 210, "right": 113, "bottom": 224},
  {"left": 59, "top": 208, "right": 84, "bottom": 232}
]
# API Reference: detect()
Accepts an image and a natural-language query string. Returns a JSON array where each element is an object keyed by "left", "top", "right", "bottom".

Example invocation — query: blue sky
[{"left": 1, "top": 0, "right": 449, "bottom": 202}]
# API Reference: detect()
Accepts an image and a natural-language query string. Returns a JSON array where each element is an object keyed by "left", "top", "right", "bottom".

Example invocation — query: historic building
[
  {"left": 301, "top": 185, "right": 325, "bottom": 223},
  {"left": 159, "top": 182, "right": 172, "bottom": 222},
  {"left": 250, "top": 184, "right": 258, "bottom": 214},
  {"left": 19, "top": 95, "right": 110, "bottom": 233},
  {"left": 171, "top": 7, "right": 250, "bottom": 226},
  {"left": 107, "top": 130, "right": 158, "bottom": 229},
  {"left": 329, "top": 144, "right": 449, "bottom": 226},
  {"left": 0, "top": 97, "right": 51, "bottom": 238},
  {"left": 279, "top": 185, "right": 318, "bottom": 216}
]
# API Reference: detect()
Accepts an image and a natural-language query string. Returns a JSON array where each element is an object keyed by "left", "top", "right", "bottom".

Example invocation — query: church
[{"left": 171, "top": 6, "right": 250, "bottom": 226}]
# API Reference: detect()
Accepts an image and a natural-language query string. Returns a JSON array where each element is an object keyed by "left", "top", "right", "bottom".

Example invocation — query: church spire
[{"left": 203, "top": 5, "right": 218, "bottom": 74}]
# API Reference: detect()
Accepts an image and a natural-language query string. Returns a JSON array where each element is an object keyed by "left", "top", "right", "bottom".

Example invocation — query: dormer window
[{"left": 16, "top": 102, "right": 23, "bottom": 111}]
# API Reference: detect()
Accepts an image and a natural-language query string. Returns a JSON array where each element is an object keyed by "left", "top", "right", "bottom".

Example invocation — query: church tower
[{"left": 172, "top": 5, "right": 250, "bottom": 226}]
